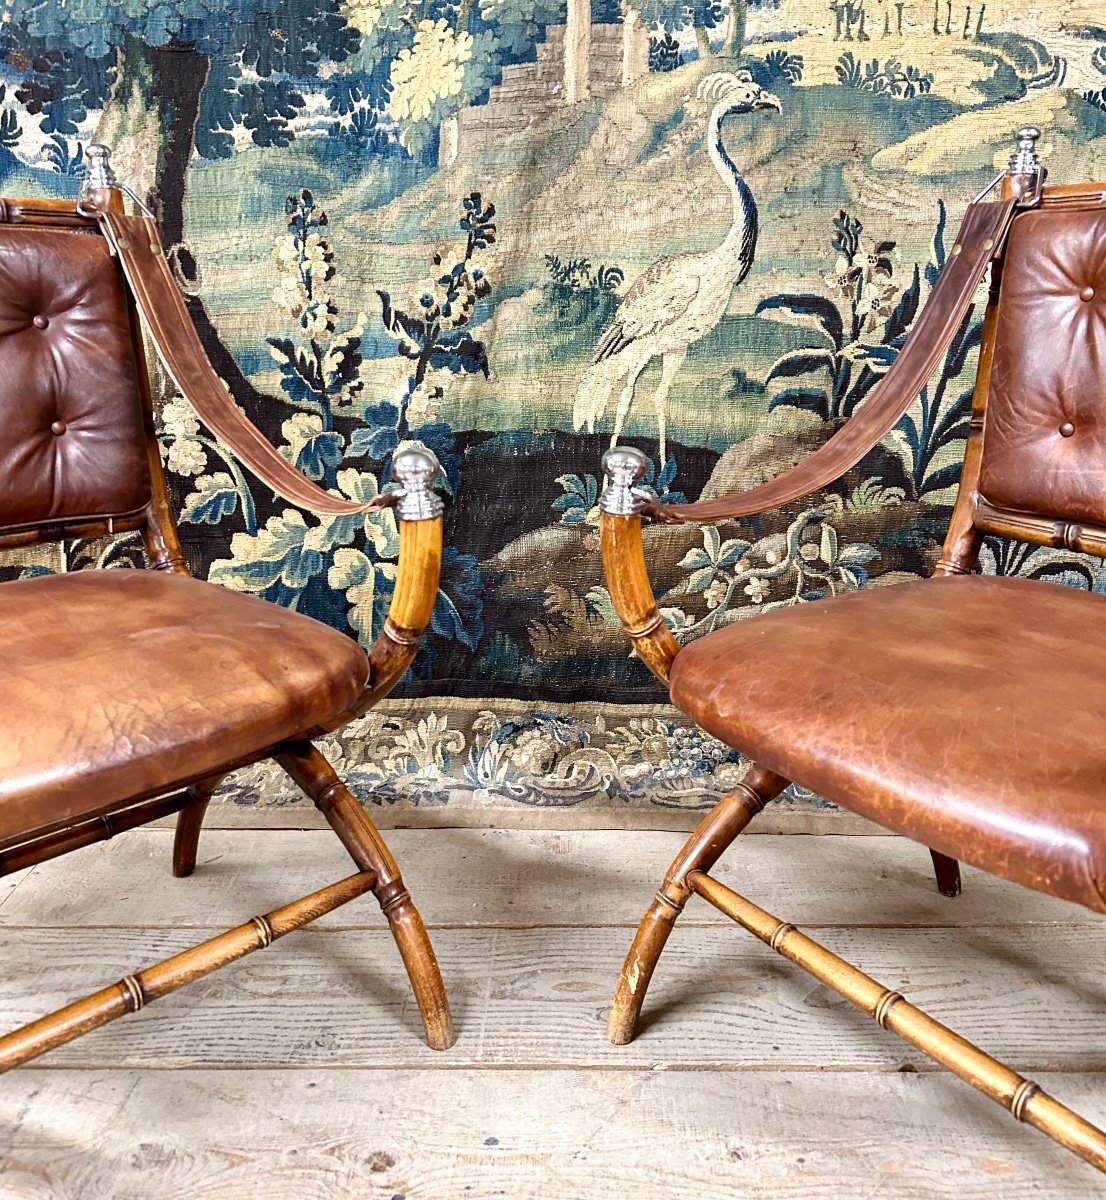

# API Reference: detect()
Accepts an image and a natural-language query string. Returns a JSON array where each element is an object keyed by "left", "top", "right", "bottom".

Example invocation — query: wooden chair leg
[
  {"left": 172, "top": 774, "right": 227, "bottom": 878},
  {"left": 276, "top": 741, "right": 455, "bottom": 1051},
  {"left": 929, "top": 849, "right": 962, "bottom": 898},
  {"left": 608, "top": 764, "right": 788, "bottom": 1045}
]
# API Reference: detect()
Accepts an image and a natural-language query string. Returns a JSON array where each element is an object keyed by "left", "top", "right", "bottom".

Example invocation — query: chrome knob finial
[
  {"left": 76, "top": 144, "right": 121, "bottom": 215},
  {"left": 391, "top": 448, "right": 444, "bottom": 520},
  {"left": 1008, "top": 127, "right": 1044, "bottom": 206},
  {"left": 1009, "top": 127, "right": 1041, "bottom": 177},
  {"left": 84, "top": 144, "right": 118, "bottom": 192},
  {"left": 599, "top": 446, "right": 650, "bottom": 516}
]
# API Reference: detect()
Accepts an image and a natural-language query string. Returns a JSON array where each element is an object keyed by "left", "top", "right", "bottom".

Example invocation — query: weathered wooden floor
[{"left": 1, "top": 828, "right": 1105, "bottom": 1198}]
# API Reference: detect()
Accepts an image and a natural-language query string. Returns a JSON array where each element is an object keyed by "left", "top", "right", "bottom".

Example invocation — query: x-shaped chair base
[
  {"left": 607, "top": 770, "right": 1106, "bottom": 1174},
  {"left": 0, "top": 740, "right": 453, "bottom": 1072}
]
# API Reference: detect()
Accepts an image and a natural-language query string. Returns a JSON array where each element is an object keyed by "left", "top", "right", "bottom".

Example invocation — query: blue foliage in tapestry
[
  {"left": 159, "top": 187, "right": 484, "bottom": 662},
  {"left": 756, "top": 207, "right": 917, "bottom": 423}
]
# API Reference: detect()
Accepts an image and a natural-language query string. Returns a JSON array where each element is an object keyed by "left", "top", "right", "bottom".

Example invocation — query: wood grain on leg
[
  {"left": 608, "top": 765, "right": 787, "bottom": 1044},
  {"left": 172, "top": 774, "right": 226, "bottom": 878},
  {"left": 278, "top": 741, "right": 455, "bottom": 1051}
]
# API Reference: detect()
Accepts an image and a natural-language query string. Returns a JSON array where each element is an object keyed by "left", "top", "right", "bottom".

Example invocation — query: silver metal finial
[
  {"left": 1008, "top": 127, "right": 1044, "bottom": 206},
  {"left": 84, "top": 144, "right": 118, "bottom": 191},
  {"left": 1009, "top": 127, "right": 1041, "bottom": 177},
  {"left": 76, "top": 144, "right": 157, "bottom": 219},
  {"left": 391, "top": 449, "right": 444, "bottom": 520},
  {"left": 599, "top": 446, "right": 649, "bottom": 516},
  {"left": 76, "top": 144, "right": 119, "bottom": 215}
]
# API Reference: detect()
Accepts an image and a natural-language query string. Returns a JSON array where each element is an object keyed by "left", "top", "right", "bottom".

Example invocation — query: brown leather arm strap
[
  {"left": 99, "top": 210, "right": 380, "bottom": 516},
  {"left": 656, "top": 198, "right": 1019, "bottom": 523}
]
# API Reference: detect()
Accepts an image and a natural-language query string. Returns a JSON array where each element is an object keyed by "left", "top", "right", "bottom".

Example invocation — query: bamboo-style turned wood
[
  {"left": 172, "top": 774, "right": 226, "bottom": 878},
  {"left": 312, "top": 514, "right": 444, "bottom": 734},
  {"left": 277, "top": 741, "right": 455, "bottom": 1051},
  {"left": 598, "top": 513, "right": 679, "bottom": 684},
  {"left": 0, "top": 790, "right": 196, "bottom": 877},
  {"left": 608, "top": 769, "right": 786, "bottom": 1045},
  {"left": 972, "top": 501, "right": 1106, "bottom": 557},
  {"left": 931, "top": 247, "right": 1003, "bottom": 579},
  {"left": 0, "top": 871, "right": 376, "bottom": 1074},
  {"left": 0, "top": 160, "right": 455, "bottom": 1074},
  {"left": 367, "top": 514, "right": 442, "bottom": 698},
  {"left": 0, "top": 512, "right": 148, "bottom": 553},
  {"left": 689, "top": 870, "right": 1106, "bottom": 1174}
]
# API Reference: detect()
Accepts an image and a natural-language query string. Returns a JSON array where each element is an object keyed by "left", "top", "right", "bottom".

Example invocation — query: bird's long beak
[{"left": 754, "top": 91, "right": 782, "bottom": 112}]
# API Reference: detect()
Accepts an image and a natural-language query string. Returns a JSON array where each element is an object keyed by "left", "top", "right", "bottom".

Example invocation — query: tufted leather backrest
[
  {"left": 979, "top": 201, "right": 1106, "bottom": 530},
  {"left": 0, "top": 222, "right": 152, "bottom": 538}
]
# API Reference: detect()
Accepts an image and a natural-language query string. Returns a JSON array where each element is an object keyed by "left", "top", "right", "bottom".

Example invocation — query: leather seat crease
[
  {"left": 669, "top": 574, "right": 1106, "bottom": 912},
  {"left": 0, "top": 569, "right": 369, "bottom": 842}
]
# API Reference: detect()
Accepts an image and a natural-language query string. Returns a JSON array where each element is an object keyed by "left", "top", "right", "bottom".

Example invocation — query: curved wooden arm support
[
  {"left": 313, "top": 452, "right": 445, "bottom": 734},
  {"left": 600, "top": 512, "right": 680, "bottom": 685},
  {"left": 366, "top": 512, "right": 443, "bottom": 701}
]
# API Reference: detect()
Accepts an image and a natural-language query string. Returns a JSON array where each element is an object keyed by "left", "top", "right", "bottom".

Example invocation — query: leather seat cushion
[
  {"left": 0, "top": 569, "right": 369, "bottom": 843},
  {"left": 669, "top": 575, "right": 1106, "bottom": 912}
]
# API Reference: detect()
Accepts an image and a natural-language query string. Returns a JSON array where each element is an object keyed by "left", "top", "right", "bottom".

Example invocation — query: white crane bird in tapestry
[{"left": 573, "top": 71, "right": 780, "bottom": 463}]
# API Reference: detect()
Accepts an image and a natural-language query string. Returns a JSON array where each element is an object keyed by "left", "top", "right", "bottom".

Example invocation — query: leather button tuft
[
  {"left": 1059, "top": 421, "right": 1075, "bottom": 438},
  {"left": 1080, "top": 285, "right": 1096, "bottom": 303},
  {"left": 32, "top": 314, "right": 49, "bottom": 329},
  {"left": 50, "top": 419, "right": 67, "bottom": 436}
]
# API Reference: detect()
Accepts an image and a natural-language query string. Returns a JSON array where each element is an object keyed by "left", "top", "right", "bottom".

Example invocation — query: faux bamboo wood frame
[
  {"left": 596, "top": 162, "right": 1106, "bottom": 1174},
  {"left": 0, "top": 167, "right": 454, "bottom": 1068}
]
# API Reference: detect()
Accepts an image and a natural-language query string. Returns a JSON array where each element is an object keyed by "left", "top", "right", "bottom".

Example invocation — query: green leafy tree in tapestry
[
  {"left": 1, "top": 0, "right": 359, "bottom": 401},
  {"left": 637, "top": 0, "right": 765, "bottom": 64},
  {"left": 159, "top": 189, "right": 484, "bottom": 659},
  {"left": 339, "top": 0, "right": 569, "bottom": 156}
]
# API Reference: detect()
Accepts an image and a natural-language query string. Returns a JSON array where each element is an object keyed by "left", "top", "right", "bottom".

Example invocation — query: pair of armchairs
[{"left": 2, "top": 134, "right": 1104, "bottom": 1174}]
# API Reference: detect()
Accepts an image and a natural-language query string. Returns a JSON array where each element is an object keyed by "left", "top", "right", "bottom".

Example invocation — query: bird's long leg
[
  {"left": 610, "top": 355, "right": 651, "bottom": 449},
  {"left": 651, "top": 349, "right": 687, "bottom": 466}
]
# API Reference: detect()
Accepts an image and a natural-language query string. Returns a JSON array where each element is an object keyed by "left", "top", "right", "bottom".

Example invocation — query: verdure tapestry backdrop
[{"left": 1, "top": 0, "right": 1104, "bottom": 825}]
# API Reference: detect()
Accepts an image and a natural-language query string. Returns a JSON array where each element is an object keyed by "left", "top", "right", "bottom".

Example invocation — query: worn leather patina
[
  {"left": 598, "top": 169, "right": 1106, "bottom": 1172},
  {"left": 981, "top": 203, "right": 1106, "bottom": 528},
  {"left": 0, "top": 175, "right": 456, "bottom": 1068},
  {"left": 0, "top": 569, "right": 369, "bottom": 844},
  {"left": 671, "top": 574, "right": 1106, "bottom": 911},
  {"left": 0, "top": 225, "right": 151, "bottom": 535},
  {"left": 656, "top": 183, "right": 1106, "bottom": 915}
]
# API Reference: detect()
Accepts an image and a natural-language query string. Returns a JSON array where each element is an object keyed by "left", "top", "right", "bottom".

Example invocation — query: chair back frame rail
[{"left": 596, "top": 133, "right": 1106, "bottom": 1174}]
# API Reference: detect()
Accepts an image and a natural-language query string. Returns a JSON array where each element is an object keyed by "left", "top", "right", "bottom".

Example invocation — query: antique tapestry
[{"left": 1, "top": 0, "right": 1104, "bottom": 826}]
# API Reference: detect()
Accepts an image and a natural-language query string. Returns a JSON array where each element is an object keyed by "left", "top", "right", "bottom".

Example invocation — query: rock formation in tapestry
[{"left": 1, "top": 0, "right": 1104, "bottom": 810}]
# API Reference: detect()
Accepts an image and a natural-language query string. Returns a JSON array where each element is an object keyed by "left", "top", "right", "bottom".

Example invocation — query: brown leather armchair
[
  {"left": 597, "top": 130, "right": 1106, "bottom": 1171},
  {"left": 0, "top": 148, "right": 454, "bottom": 1067}
]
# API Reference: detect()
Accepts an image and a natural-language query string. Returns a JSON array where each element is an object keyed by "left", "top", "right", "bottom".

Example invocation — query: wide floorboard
[{"left": 1, "top": 829, "right": 1103, "bottom": 1198}]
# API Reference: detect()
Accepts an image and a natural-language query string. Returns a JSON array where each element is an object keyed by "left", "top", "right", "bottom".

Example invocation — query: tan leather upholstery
[
  {"left": 0, "top": 570, "right": 369, "bottom": 844},
  {"left": 670, "top": 575, "right": 1106, "bottom": 912},
  {"left": 0, "top": 226, "right": 151, "bottom": 535},
  {"left": 0, "top": 190, "right": 456, "bottom": 1065},
  {"left": 981, "top": 206, "right": 1106, "bottom": 528}
]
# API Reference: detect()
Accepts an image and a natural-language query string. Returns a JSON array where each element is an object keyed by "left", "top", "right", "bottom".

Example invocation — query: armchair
[
  {"left": 0, "top": 146, "right": 454, "bottom": 1067},
  {"left": 597, "top": 130, "right": 1106, "bottom": 1170}
]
